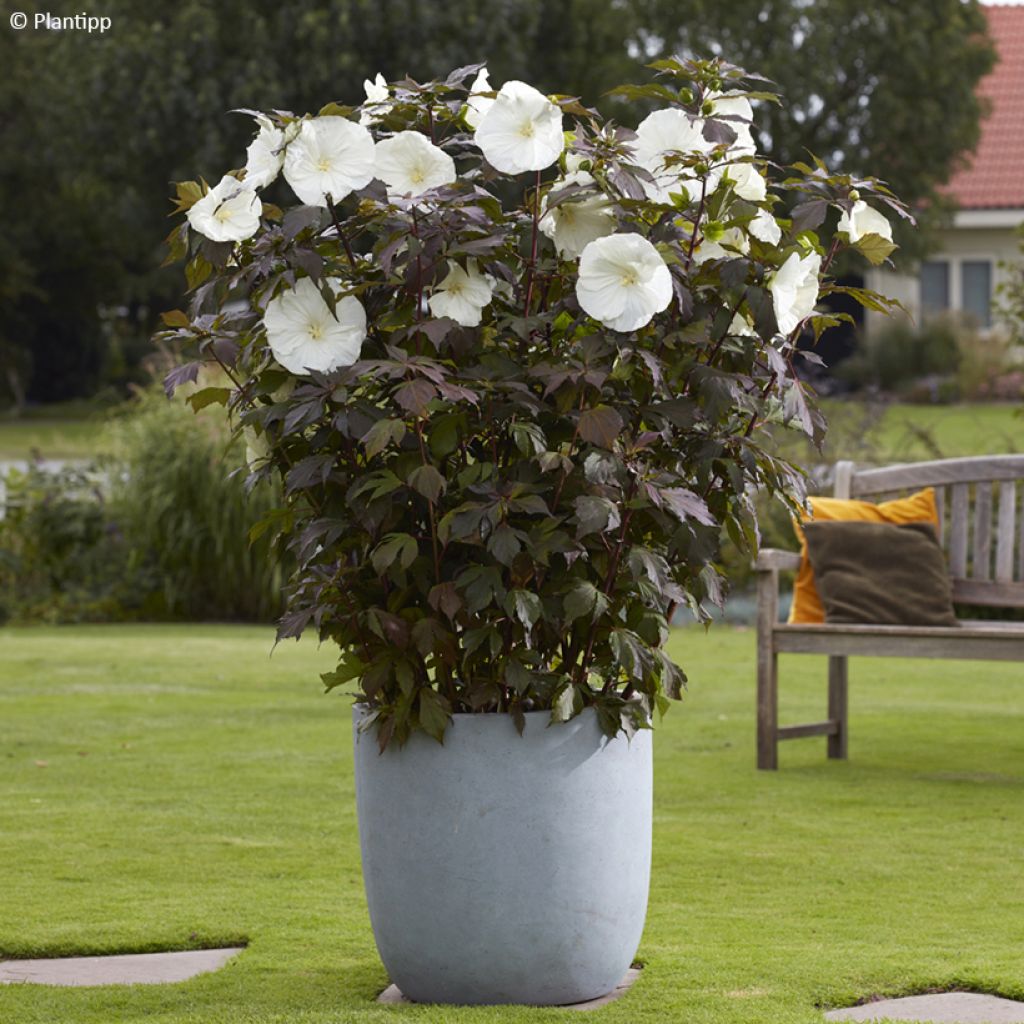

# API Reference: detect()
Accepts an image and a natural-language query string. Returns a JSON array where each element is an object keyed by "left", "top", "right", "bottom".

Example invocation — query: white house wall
[{"left": 865, "top": 214, "right": 1024, "bottom": 334}]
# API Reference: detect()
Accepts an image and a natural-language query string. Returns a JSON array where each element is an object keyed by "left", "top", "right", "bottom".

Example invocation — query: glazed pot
[{"left": 352, "top": 706, "right": 652, "bottom": 1006}]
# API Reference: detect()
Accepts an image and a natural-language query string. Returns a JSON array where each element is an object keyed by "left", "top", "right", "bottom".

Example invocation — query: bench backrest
[{"left": 834, "top": 456, "right": 1024, "bottom": 609}]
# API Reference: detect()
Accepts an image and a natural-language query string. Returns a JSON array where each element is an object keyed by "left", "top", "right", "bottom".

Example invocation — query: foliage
[
  {"left": 163, "top": 58, "right": 905, "bottom": 745},
  {"left": 996, "top": 224, "right": 1024, "bottom": 348},
  {"left": 632, "top": 0, "right": 995, "bottom": 261},
  {"left": 839, "top": 316, "right": 962, "bottom": 396},
  {"left": 0, "top": 464, "right": 130, "bottom": 624},
  {"left": 0, "top": 393, "right": 286, "bottom": 624},
  {"left": 107, "top": 390, "right": 288, "bottom": 622},
  {"left": 1, "top": 0, "right": 990, "bottom": 406}
]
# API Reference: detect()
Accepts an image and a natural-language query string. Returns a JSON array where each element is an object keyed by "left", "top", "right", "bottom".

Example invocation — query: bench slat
[
  {"left": 778, "top": 721, "right": 839, "bottom": 741},
  {"left": 996, "top": 482, "right": 1016, "bottom": 583},
  {"left": 972, "top": 482, "right": 992, "bottom": 580},
  {"left": 775, "top": 622, "right": 1024, "bottom": 661},
  {"left": 935, "top": 485, "right": 946, "bottom": 548},
  {"left": 952, "top": 578, "right": 1024, "bottom": 608},
  {"left": 849, "top": 455, "right": 1024, "bottom": 495},
  {"left": 949, "top": 483, "right": 969, "bottom": 577}
]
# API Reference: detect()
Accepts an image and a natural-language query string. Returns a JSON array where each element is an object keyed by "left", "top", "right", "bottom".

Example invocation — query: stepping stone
[
  {"left": 377, "top": 966, "right": 641, "bottom": 1010},
  {"left": 0, "top": 948, "right": 244, "bottom": 987},
  {"left": 825, "top": 992, "right": 1024, "bottom": 1023}
]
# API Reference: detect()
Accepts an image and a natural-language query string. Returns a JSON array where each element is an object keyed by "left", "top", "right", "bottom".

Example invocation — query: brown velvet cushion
[{"left": 802, "top": 521, "right": 959, "bottom": 627}]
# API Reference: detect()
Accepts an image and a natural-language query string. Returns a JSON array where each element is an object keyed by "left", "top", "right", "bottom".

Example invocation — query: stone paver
[
  {"left": 825, "top": 992, "right": 1024, "bottom": 1023},
  {"left": 0, "top": 947, "right": 244, "bottom": 987},
  {"left": 378, "top": 967, "right": 642, "bottom": 1010}
]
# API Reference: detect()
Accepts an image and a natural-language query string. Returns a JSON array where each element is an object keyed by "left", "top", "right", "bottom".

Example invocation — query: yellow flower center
[
  {"left": 309, "top": 322, "right": 325, "bottom": 341},
  {"left": 620, "top": 269, "right": 639, "bottom": 287},
  {"left": 214, "top": 205, "right": 233, "bottom": 224},
  {"left": 518, "top": 119, "right": 535, "bottom": 139},
  {"left": 409, "top": 165, "right": 426, "bottom": 186},
  {"left": 446, "top": 281, "right": 464, "bottom": 297},
  {"left": 316, "top": 157, "right": 332, "bottom": 173}
]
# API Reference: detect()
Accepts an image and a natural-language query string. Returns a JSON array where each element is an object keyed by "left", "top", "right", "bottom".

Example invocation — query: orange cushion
[{"left": 788, "top": 487, "right": 940, "bottom": 624}]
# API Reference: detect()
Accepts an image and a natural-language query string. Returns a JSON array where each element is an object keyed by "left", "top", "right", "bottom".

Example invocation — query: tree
[
  {"left": 0, "top": 0, "right": 994, "bottom": 404},
  {"left": 631, "top": 0, "right": 996, "bottom": 259}
]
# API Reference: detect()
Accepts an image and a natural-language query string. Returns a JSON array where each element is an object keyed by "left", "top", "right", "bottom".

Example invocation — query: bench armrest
[{"left": 755, "top": 548, "right": 802, "bottom": 572}]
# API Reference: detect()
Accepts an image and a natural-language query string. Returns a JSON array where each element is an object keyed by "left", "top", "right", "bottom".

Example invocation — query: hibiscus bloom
[
  {"left": 632, "top": 108, "right": 713, "bottom": 206},
  {"left": 769, "top": 251, "right": 822, "bottom": 336},
  {"left": 539, "top": 171, "right": 616, "bottom": 259},
  {"left": 464, "top": 67, "right": 495, "bottom": 129},
  {"left": 374, "top": 131, "right": 456, "bottom": 200},
  {"left": 474, "top": 80, "right": 564, "bottom": 174},
  {"left": 283, "top": 116, "right": 376, "bottom": 207},
  {"left": 576, "top": 233, "right": 672, "bottom": 332},
  {"left": 838, "top": 200, "right": 893, "bottom": 243},
  {"left": 244, "top": 116, "right": 286, "bottom": 190},
  {"left": 187, "top": 175, "right": 261, "bottom": 242},
  {"left": 360, "top": 73, "right": 392, "bottom": 126},
  {"left": 263, "top": 277, "right": 367, "bottom": 375},
  {"left": 428, "top": 260, "right": 494, "bottom": 327}
]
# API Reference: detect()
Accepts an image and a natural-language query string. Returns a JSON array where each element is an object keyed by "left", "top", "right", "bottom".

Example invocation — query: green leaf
[
  {"left": 371, "top": 533, "right": 418, "bottom": 575},
  {"left": 853, "top": 232, "right": 897, "bottom": 266},
  {"left": 488, "top": 523, "right": 522, "bottom": 566},
  {"left": 361, "top": 418, "right": 406, "bottom": 459},
  {"left": 408, "top": 464, "right": 446, "bottom": 503},
  {"left": 564, "top": 581, "right": 609, "bottom": 623},
  {"left": 573, "top": 495, "right": 620, "bottom": 538},
  {"left": 186, "top": 387, "right": 231, "bottom": 413},
  {"left": 321, "top": 649, "right": 366, "bottom": 692},
  {"left": 417, "top": 689, "right": 451, "bottom": 744},
  {"left": 160, "top": 309, "right": 191, "bottom": 328},
  {"left": 578, "top": 404, "right": 623, "bottom": 449},
  {"left": 505, "top": 589, "right": 542, "bottom": 632}
]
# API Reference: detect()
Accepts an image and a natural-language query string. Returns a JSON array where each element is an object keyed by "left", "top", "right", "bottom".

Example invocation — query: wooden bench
[{"left": 754, "top": 455, "right": 1024, "bottom": 770}]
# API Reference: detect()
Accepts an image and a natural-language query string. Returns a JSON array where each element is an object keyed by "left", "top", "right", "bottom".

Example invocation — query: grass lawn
[
  {"left": 0, "top": 625, "right": 1021, "bottom": 1023},
  {"left": 0, "top": 405, "right": 111, "bottom": 461}
]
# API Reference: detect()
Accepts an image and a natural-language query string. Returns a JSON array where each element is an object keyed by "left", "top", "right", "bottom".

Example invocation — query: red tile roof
[{"left": 946, "top": 4, "right": 1024, "bottom": 209}]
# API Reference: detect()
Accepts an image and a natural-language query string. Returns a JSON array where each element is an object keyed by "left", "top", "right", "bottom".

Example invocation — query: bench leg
[
  {"left": 827, "top": 655, "right": 848, "bottom": 760},
  {"left": 756, "top": 641, "right": 779, "bottom": 771}
]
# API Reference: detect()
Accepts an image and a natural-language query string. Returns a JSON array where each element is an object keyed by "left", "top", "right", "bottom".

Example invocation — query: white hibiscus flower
[
  {"left": 464, "top": 67, "right": 495, "bottom": 129},
  {"left": 283, "top": 116, "right": 376, "bottom": 207},
  {"left": 749, "top": 208, "right": 782, "bottom": 245},
  {"left": 707, "top": 92, "right": 757, "bottom": 157},
  {"left": 539, "top": 170, "right": 616, "bottom": 259},
  {"left": 427, "top": 260, "right": 494, "bottom": 327},
  {"left": 360, "top": 73, "right": 392, "bottom": 126},
  {"left": 769, "top": 250, "right": 822, "bottom": 336},
  {"left": 244, "top": 116, "right": 286, "bottom": 189},
  {"left": 263, "top": 277, "right": 367, "bottom": 375},
  {"left": 837, "top": 200, "right": 893, "bottom": 243},
  {"left": 576, "top": 233, "right": 673, "bottom": 332},
  {"left": 187, "top": 175, "right": 262, "bottom": 243},
  {"left": 474, "top": 80, "right": 564, "bottom": 174},
  {"left": 730, "top": 313, "right": 758, "bottom": 338},
  {"left": 721, "top": 162, "right": 767, "bottom": 202},
  {"left": 632, "top": 108, "right": 713, "bottom": 206},
  {"left": 692, "top": 226, "right": 749, "bottom": 266},
  {"left": 374, "top": 131, "right": 456, "bottom": 200}
]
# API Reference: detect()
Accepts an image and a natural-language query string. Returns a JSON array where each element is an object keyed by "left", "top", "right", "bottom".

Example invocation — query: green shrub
[
  {"left": 0, "top": 391, "right": 287, "bottom": 623},
  {"left": 107, "top": 390, "right": 288, "bottom": 622},
  {"left": 840, "top": 316, "right": 962, "bottom": 395}
]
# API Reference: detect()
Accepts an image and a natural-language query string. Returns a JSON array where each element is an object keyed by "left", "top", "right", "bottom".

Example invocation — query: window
[
  {"left": 960, "top": 260, "right": 992, "bottom": 327},
  {"left": 919, "top": 261, "right": 950, "bottom": 314}
]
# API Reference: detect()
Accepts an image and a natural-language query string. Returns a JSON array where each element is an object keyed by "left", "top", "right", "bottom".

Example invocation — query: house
[{"left": 865, "top": 2, "right": 1024, "bottom": 333}]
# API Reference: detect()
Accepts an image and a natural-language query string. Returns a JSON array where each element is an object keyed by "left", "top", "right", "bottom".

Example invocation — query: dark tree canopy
[{"left": 0, "top": 0, "right": 994, "bottom": 402}]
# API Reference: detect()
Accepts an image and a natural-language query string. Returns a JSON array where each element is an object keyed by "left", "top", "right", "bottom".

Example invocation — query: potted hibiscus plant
[{"left": 160, "top": 57, "right": 905, "bottom": 1006}]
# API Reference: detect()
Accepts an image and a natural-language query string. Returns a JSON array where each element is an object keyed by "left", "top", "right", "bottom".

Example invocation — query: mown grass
[{"left": 1, "top": 624, "right": 1021, "bottom": 1023}]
